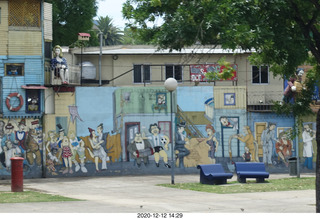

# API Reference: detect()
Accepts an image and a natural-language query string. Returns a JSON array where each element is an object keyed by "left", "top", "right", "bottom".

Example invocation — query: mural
[
  {"left": 0, "top": 86, "right": 317, "bottom": 179},
  {"left": 0, "top": 119, "right": 43, "bottom": 176}
]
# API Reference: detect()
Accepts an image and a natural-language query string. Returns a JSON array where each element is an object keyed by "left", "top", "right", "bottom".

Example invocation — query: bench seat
[
  {"left": 235, "top": 162, "right": 269, "bottom": 183},
  {"left": 197, "top": 164, "right": 233, "bottom": 185}
]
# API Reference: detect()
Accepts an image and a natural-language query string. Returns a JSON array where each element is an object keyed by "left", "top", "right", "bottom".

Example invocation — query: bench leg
[
  {"left": 256, "top": 178, "right": 265, "bottom": 183},
  {"left": 237, "top": 176, "right": 246, "bottom": 183},
  {"left": 214, "top": 179, "right": 227, "bottom": 185}
]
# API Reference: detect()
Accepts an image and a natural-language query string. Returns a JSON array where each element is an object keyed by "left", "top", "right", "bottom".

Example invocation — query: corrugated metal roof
[{"left": 77, "top": 48, "right": 253, "bottom": 55}]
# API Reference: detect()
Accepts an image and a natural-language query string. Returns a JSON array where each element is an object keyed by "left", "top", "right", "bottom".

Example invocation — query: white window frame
[{"left": 252, "top": 65, "right": 269, "bottom": 84}]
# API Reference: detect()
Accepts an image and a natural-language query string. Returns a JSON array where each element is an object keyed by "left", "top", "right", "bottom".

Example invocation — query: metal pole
[
  {"left": 170, "top": 91, "right": 175, "bottom": 184},
  {"left": 296, "top": 117, "right": 300, "bottom": 178},
  {"left": 99, "top": 31, "right": 102, "bottom": 86}
]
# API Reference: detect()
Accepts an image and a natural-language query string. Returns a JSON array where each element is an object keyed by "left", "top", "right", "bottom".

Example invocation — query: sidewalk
[{"left": 0, "top": 173, "right": 316, "bottom": 213}]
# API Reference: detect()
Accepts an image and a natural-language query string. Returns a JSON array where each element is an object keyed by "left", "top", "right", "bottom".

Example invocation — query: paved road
[{"left": 0, "top": 173, "right": 316, "bottom": 214}]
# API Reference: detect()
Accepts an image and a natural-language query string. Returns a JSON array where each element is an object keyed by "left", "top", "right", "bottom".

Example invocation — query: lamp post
[{"left": 164, "top": 78, "right": 178, "bottom": 185}]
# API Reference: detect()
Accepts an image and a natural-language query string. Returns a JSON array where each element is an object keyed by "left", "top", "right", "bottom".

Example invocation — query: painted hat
[
  {"left": 18, "top": 118, "right": 26, "bottom": 126},
  {"left": 177, "top": 122, "right": 186, "bottom": 127},
  {"left": 98, "top": 123, "right": 103, "bottom": 128},
  {"left": 56, "top": 124, "right": 64, "bottom": 132},
  {"left": 5, "top": 123, "right": 14, "bottom": 129},
  {"left": 88, "top": 127, "right": 95, "bottom": 133}
]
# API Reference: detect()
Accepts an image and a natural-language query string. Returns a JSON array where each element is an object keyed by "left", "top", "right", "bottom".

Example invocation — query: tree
[
  {"left": 122, "top": 28, "right": 148, "bottom": 45},
  {"left": 96, "top": 16, "right": 123, "bottom": 46},
  {"left": 52, "top": 0, "right": 98, "bottom": 46},
  {"left": 123, "top": 0, "right": 320, "bottom": 212}
]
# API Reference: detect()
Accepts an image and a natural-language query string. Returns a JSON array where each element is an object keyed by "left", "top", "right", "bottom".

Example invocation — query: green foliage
[
  {"left": 95, "top": 16, "right": 123, "bottom": 46},
  {"left": 205, "top": 57, "right": 235, "bottom": 81},
  {"left": 0, "top": 191, "right": 81, "bottom": 203},
  {"left": 52, "top": 0, "right": 98, "bottom": 46},
  {"left": 159, "top": 177, "right": 315, "bottom": 194},
  {"left": 122, "top": 0, "right": 320, "bottom": 117}
]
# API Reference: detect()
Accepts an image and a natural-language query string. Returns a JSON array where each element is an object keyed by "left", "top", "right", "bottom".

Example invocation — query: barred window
[{"left": 9, "top": 0, "right": 40, "bottom": 27}]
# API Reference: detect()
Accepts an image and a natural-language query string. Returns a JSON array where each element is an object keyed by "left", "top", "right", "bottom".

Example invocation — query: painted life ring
[{"left": 6, "top": 92, "right": 23, "bottom": 112}]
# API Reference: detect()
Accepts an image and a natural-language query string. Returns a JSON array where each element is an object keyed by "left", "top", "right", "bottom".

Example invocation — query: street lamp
[{"left": 164, "top": 77, "right": 178, "bottom": 185}]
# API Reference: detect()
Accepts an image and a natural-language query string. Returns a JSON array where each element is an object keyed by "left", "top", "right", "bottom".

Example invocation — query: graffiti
[{"left": 275, "top": 132, "right": 292, "bottom": 167}]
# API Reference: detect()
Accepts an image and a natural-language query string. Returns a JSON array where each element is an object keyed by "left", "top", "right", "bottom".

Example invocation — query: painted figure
[
  {"left": 205, "top": 124, "right": 219, "bottom": 164},
  {"left": 261, "top": 123, "right": 277, "bottom": 165},
  {"left": 175, "top": 122, "right": 190, "bottom": 168},
  {"left": 15, "top": 119, "right": 28, "bottom": 158},
  {"left": 242, "top": 146, "right": 251, "bottom": 162},
  {"left": 25, "top": 128, "right": 42, "bottom": 167},
  {"left": 69, "top": 131, "right": 87, "bottom": 173},
  {"left": 60, "top": 136, "right": 73, "bottom": 174},
  {"left": 97, "top": 123, "right": 110, "bottom": 156},
  {"left": 51, "top": 45, "right": 69, "bottom": 84},
  {"left": 283, "top": 68, "right": 304, "bottom": 103},
  {"left": 302, "top": 124, "right": 315, "bottom": 170},
  {"left": 88, "top": 127, "right": 108, "bottom": 172},
  {"left": 128, "top": 132, "right": 153, "bottom": 168},
  {"left": 237, "top": 126, "right": 258, "bottom": 162},
  {"left": 3, "top": 140, "right": 18, "bottom": 170},
  {"left": 46, "top": 131, "right": 60, "bottom": 175},
  {"left": 275, "top": 132, "right": 292, "bottom": 167},
  {"left": 146, "top": 123, "right": 171, "bottom": 168}
]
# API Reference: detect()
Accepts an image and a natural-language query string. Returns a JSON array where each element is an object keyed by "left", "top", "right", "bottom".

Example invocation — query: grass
[
  {"left": 158, "top": 177, "right": 316, "bottom": 194},
  {"left": 0, "top": 191, "right": 81, "bottom": 203}
]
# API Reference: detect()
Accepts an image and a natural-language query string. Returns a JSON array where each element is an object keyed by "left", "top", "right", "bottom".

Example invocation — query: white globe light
[
  {"left": 164, "top": 78, "right": 178, "bottom": 91},
  {"left": 291, "top": 86, "right": 296, "bottom": 92}
]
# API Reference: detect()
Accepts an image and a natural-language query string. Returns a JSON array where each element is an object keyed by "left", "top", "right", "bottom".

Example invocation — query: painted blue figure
[
  {"left": 175, "top": 122, "right": 190, "bottom": 168},
  {"left": 261, "top": 123, "right": 277, "bottom": 166}
]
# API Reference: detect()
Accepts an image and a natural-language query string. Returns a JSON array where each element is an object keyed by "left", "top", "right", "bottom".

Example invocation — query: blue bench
[
  {"left": 197, "top": 164, "right": 233, "bottom": 185},
  {"left": 234, "top": 162, "right": 269, "bottom": 183}
]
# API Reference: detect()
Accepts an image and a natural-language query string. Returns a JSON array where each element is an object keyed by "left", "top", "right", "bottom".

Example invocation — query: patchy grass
[
  {"left": 158, "top": 177, "right": 315, "bottom": 194},
  {"left": 0, "top": 191, "right": 81, "bottom": 203}
]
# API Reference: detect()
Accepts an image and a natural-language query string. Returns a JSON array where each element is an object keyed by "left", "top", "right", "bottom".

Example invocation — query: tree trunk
[{"left": 316, "top": 109, "right": 320, "bottom": 213}]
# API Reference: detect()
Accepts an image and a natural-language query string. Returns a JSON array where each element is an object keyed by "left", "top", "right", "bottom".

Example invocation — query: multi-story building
[{"left": 0, "top": 0, "right": 52, "bottom": 177}]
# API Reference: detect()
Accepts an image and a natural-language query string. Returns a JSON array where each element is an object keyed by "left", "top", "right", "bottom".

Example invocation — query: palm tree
[{"left": 96, "top": 16, "right": 123, "bottom": 46}]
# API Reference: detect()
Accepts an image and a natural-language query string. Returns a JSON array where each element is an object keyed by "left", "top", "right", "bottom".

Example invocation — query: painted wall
[{"left": 1, "top": 86, "right": 317, "bottom": 179}]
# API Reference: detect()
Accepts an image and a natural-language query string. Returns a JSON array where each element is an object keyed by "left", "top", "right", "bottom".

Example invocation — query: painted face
[
  {"left": 178, "top": 126, "right": 185, "bottom": 133},
  {"left": 150, "top": 125, "right": 159, "bottom": 135},
  {"left": 69, "top": 132, "right": 75, "bottom": 139},
  {"left": 304, "top": 125, "right": 310, "bottom": 131},
  {"left": 97, "top": 126, "right": 102, "bottom": 134},
  {"left": 206, "top": 128, "right": 213, "bottom": 136},
  {"left": 220, "top": 118, "right": 229, "bottom": 126},
  {"left": 134, "top": 134, "right": 143, "bottom": 143},
  {"left": 55, "top": 48, "right": 61, "bottom": 56},
  {"left": 19, "top": 124, "right": 26, "bottom": 131},
  {"left": 270, "top": 125, "right": 275, "bottom": 130}
]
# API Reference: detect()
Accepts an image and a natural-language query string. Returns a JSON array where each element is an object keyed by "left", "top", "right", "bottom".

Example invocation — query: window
[
  {"left": 9, "top": 0, "right": 40, "bottom": 27},
  {"left": 26, "top": 89, "right": 40, "bottom": 113},
  {"left": 133, "top": 64, "right": 150, "bottom": 83},
  {"left": 252, "top": 66, "right": 269, "bottom": 84},
  {"left": 5, "top": 63, "right": 24, "bottom": 76},
  {"left": 166, "top": 65, "right": 182, "bottom": 81}
]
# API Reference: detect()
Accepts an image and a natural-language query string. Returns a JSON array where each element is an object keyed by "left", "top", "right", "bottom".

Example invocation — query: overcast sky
[{"left": 95, "top": 0, "right": 127, "bottom": 30}]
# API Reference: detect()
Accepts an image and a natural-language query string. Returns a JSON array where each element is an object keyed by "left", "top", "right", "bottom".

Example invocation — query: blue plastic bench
[
  {"left": 234, "top": 162, "right": 269, "bottom": 183},
  {"left": 197, "top": 164, "right": 233, "bottom": 185}
]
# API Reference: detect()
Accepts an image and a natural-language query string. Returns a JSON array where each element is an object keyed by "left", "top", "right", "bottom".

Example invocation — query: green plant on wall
[{"left": 205, "top": 57, "right": 235, "bottom": 81}]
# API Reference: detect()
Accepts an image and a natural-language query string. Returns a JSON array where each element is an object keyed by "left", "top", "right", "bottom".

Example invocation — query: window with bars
[
  {"left": 166, "top": 65, "right": 182, "bottom": 81},
  {"left": 133, "top": 64, "right": 150, "bottom": 83},
  {"left": 9, "top": 0, "right": 40, "bottom": 27},
  {"left": 252, "top": 66, "right": 269, "bottom": 84}
]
